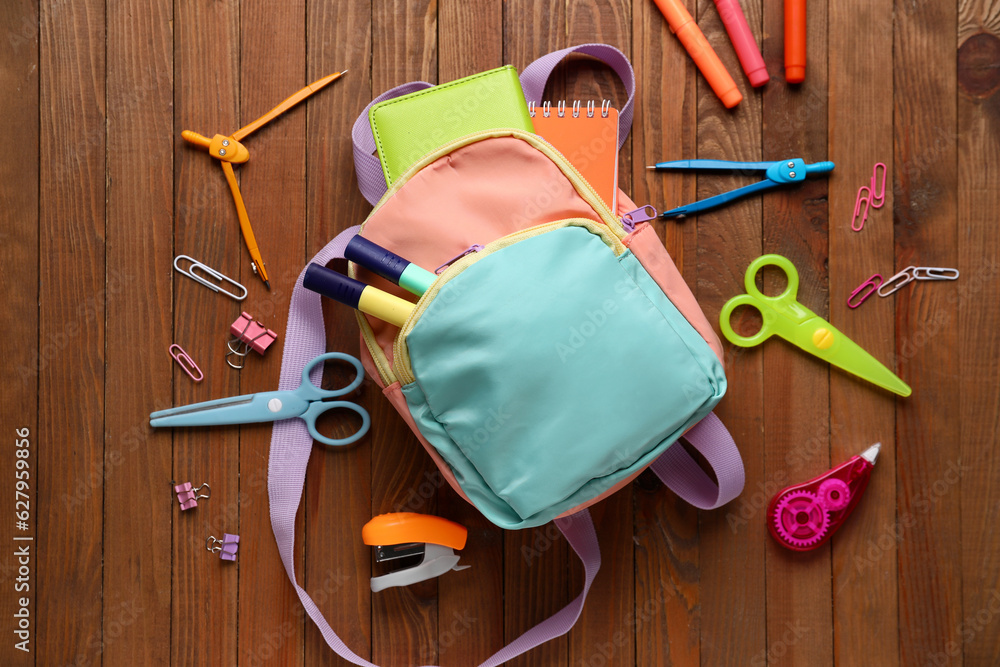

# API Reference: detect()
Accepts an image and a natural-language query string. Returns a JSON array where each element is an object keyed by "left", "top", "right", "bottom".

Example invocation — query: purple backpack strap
[
  {"left": 268, "top": 228, "right": 602, "bottom": 666},
  {"left": 352, "top": 81, "right": 433, "bottom": 206},
  {"left": 651, "top": 412, "right": 745, "bottom": 509},
  {"left": 352, "top": 43, "right": 635, "bottom": 205},
  {"left": 519, "top": 42, "right": 635, "bottom": 152}
]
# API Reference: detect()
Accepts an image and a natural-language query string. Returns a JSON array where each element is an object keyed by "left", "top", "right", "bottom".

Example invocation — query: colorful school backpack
[{"left": 268, "top": 44, "right": 745, "bottom": 666}]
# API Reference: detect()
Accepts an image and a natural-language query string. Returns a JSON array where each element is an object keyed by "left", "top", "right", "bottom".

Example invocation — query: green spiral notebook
[{"left": 368, "top": 65, "right": 534, "bottom": 187}]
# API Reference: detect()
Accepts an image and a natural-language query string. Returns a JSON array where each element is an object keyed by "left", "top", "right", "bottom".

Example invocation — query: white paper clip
[
  {"left": 878, "top": 266, "right": 960, "bottom": 297},
  {"left": 173, "top": 255, "right": 247, "bottom": 301}
]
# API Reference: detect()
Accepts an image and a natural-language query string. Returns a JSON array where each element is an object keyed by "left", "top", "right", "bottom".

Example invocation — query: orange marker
[
  {"left": 784, "top": 0, "right": 806, "bottom": 83},
  {"left": 651, "top": 0, "right": 742, "bottom": 108}
]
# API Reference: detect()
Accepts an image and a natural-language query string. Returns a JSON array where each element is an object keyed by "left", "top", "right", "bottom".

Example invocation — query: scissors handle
[
  {"left": 299, "top": 352, "right": 366, "bottom": 399},
  {"left": 301, "top": 400, "right": 371, "bottom": 447},
  {"left": 741, "top": 254, "right": 799, "bottom": 302},
  {"left": 719, "top": 293, "right": 774, "bottom": 347},
  {"left": 719, "top": 254, "right": 804, "bottom": 347}
]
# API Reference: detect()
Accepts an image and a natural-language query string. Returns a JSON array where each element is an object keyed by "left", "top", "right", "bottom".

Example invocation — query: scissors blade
[
  {"left": 149, "top": 391, "right": 310, "bottom": 427},
  {"left": 790, "top": 317, "right": 912, "bottom": 397}
]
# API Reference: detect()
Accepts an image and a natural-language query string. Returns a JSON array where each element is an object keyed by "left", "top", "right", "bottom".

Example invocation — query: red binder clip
[{"left": 226, "top": 312, "right": 278, "bottom": 369}]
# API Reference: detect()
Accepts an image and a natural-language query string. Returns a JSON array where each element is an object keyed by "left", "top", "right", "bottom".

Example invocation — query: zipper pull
[
  {"left": 621, "top": 205, "right": 658, "bottom": 232},
  {"left": 435, "top": 244, "right": 484, "bottom": 274}
]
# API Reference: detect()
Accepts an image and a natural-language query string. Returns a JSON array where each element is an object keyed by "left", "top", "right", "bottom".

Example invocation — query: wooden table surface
[{"left": 2, "top": 0, "right": 999, "bottom": 665}]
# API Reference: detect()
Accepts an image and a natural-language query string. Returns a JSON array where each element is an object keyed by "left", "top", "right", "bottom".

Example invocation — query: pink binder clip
[
  {"left": 169, "top": 344, "right": 204, "bottom": 382},
  {"left": 226, "top": 312, "right": 278, "bottom": 369},
  {"left": 173, "top": 481, "right": 211, "bottom": 511},
  {"left": 848, "top": 274, "right": 883, "bottom": 309},
  {"left": 207, "top": 533, "right": 240, "bottom": 562}
]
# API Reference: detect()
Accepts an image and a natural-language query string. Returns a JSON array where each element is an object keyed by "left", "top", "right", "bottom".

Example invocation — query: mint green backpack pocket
[{"left": 394, "top": 219, "right": 726, "bottom": 528}]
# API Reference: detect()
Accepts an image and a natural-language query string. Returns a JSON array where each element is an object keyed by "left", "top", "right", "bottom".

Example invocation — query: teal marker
[{"left": 345, "top": 235, "right": 437, "bottom": 296}]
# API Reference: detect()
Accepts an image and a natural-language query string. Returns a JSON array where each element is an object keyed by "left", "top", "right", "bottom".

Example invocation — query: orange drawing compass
[{"left": 181, "top": 70, "right": 347, "bottom": 289}]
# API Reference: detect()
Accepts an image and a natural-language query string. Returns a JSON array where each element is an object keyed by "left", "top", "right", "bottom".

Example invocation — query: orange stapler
[
  {"left": 181, "top": 70, "right": 347, "bottom": 290},
  {"left": 362, "top": 513, "right": 469, "bottom": 592}
]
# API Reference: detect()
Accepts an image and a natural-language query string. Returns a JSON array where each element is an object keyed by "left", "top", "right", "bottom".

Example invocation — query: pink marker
[{"left": 713, "top": 0, "right": 769, "bottom": 87}]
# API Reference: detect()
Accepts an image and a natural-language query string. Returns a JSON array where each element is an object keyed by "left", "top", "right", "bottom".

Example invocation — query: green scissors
[{"left": 719, "top": 254, "right": 911, "bottom": 397}]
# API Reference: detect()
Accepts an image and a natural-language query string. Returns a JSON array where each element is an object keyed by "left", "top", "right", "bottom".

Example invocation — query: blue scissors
[
  {"left": 648, "top": 157, "right": 835, "bottom": 219},
  {"left": 150, "top": 352, "right": 371, "bottom": 446}
]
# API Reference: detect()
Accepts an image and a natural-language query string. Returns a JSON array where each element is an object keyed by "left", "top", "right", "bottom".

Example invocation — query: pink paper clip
[
  {"left": 870, "top": 163, "right": 887, "bottom": 209},
  {"left": 207, "top": 533, "right": 240, "bottom": 562},
  {"left": 851, "top": 185, "right": 871, "bottom": 232},
  {"left": 848, "top": 274, "right": 883, "bottom": 309},
  {"left": 173, "top": 481, "right": 211, "bottom": 511},
  {"left": 226, "top": 312, "right": 278, "bottom": 369},
  {"left": 169, "top": 344, "right": 204, "bottom": 382}
]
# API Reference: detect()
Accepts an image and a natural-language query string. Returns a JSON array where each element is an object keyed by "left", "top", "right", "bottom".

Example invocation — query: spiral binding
[{"left": 528, "top": 99, "right": 612, "bottom": 118}]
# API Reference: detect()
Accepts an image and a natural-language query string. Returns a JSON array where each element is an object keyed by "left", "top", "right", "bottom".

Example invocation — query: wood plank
[
  {"left": 559, "top": 4, "right": 637, "bottom": 667},
  {"left": 436, "top": 2, "right": 505, "bottom": 664},
  {"left": 760, "top": 0, "right": 833, "bottom": 663},
  {"left": 0, "top": 0, "right": 38, "bottom": 664},
  {"left": 893, "top": 0, "right": 962, "bottom": 663},
  {"left": 172, "top": 0, "right": 241, "bottom": 663},
  {"left": 502, "top": 4, "right": 569, "bottom": 665},
  {"left": 631, "top": 5, "right": 701, "bottom": 661},
  {"left": 369, "top": 1, "right": 441, "bottom": 664},
  {"left": 237, "top": 1, "right": 308, "bottom": 665},
  {"left": 692, "top": 0, "right": 767, "bottom": 663},
  {"left": 303, "top": 1, "right": 375, "bottom": 664},
  {"left": 827, "top": 0, "right": 900, "bottom": 665},
  {"left": 103, "top": 0, "right": 174, "bottom": 664},
  {"left": 957, "top": 3, "right": 1000, "bottom": 665},
  {"left": 36, "top": 0, "right": 106, "bottom": 664}
]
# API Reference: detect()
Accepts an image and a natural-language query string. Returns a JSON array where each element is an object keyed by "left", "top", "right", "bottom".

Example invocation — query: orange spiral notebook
[{"left": 529, "top": 100, "right": 619, "bottom": 211}]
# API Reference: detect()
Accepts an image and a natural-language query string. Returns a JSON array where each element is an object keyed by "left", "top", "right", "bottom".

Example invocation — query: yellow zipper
[
  {"left": 391, "top": 218, "right": 625, "bottom": 385},
  {"left": 355, "top": 128, "right": 628, "bottom": 386}
]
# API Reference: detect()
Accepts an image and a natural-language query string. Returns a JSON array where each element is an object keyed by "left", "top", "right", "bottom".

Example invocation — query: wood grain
[
  {"left": 237, "top": 1, "right": 308, "bottom": 665},
  {"left": 369, "top": 1, "right": 441, "bottom": 664},
  {"left": 828, "top": 0, "right": 901, "bottom": 664},
  {"left": 893, "top": 0, "right": 963, "bottom": 663},
  {"left": 0, "top": 0, "right": 38, "bottom": 664},
  {"left": 560, "top": 4, "right": 638, "bottom": 667},
  {"left": 8, "top": 2, "right": 1000, "bottom": 665},
  {"left": 958, "top": 2, "right": 1000, "bottom": 665},
  {"left": 502, "top": 4, "right": 570, "bottom": 665},
  {"left": 303, "top": 2, "right": 376, "bottom": 665},
  {"left": 103, "top": 0, "right": 174, "bottom": 663},
  {"left": 172, "top": 0, "right": 241, "bottom": 663},
  {"left": 36, "top": 0, "right": 106, "bottom": 664},
  {"left": 693, "top": 0, "right": 768, "bottom": 664},
  {"left": 436, "top": 2, "right": 506, "bottom": 664},
  {"left": 631, "top": 7, "right": 702, "bottom": 659},
  {"left": 761, "top": 0, "right": 834, "bottom": 663}
]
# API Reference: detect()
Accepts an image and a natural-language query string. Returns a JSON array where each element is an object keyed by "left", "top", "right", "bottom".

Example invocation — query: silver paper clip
[
  {"left": 878, "top": 266, "right": 960, "bottom": 297},
  {"left": 173, "top": 255, "right": 247, "bottom": 301}
]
